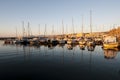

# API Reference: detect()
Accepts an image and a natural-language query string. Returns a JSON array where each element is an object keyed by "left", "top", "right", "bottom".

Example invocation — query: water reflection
[
  {"left": 48, "top": 44, "right": 56, "bottom": 49},
  {"left": 58, "top": 44, "right": 65, "bottom": 48},
  {"left": 67, "top": 44, "right": 73, "bottom": 50},
  {"left": 79, "top": 45, "right": 85, "bottom": 50},
  {"left": 29, "top": 44, "right": 41, "bottom": 49},
  {"left": 1, "top": 41, "right": 120, "bottom": 80},
  {"left": 3, "top": 43, "right": 120, "bottom": 60},
  {"left": 87, "top": 45, "right": 95, "bottom": 51},
  {"left": 103, "top": 49, "right": 118, "bottom": 59}
]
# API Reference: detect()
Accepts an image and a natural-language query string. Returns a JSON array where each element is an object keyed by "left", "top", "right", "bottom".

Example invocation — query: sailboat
[
  {"left": 103, "top": 36, "right": 120, "bottom": 49},
  {"left": 29, "top": 24, "right": 40, "bottom": 45},
  {"left": 86, "top": 10, "right": 95, "bottom": 46},
  {"left": 67, "top": 18, "right": 77, "bottom": 44},
  {"left": 59, "top": 20, "right": 66, "bottom": 44},
  {"left": 50, "top": 25, "right": 59, "bottom": 45},
  {"left": 29, "top": 25, "right": 40, "bottom": 45},
  {"left": 79, "top": 15, "right": 86, "bottom": 45},
  {"left": 39, "top": 24, "right": 48, "bottom": 44},
  {"left": 14, "top": 21, "right": 25, "bottom": 44},
  {"left": 14, "top": 27, "right": 20, "bottom": 44},
  {"left": 20, "top": 22, "right": 30, "bottom": 45}
]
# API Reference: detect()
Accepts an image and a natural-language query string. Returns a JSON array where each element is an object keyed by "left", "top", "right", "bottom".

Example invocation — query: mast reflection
[
  {"left": 87, "top": 45, "right": 95, "bottom": 51},
  {"left": 67, "top": 44, "right": 73, "bottom": 50}
]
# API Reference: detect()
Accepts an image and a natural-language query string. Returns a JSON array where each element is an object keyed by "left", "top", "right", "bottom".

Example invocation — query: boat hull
[
  {"left": 103, "top": 43, "right": 120, "bottom": 49},
  {"left": 87, "top": 41, "right": 95, "bottom": 46},
  {"left": 79, "top": 41, "right": 86, "bottom": 45},
  {"left": 59, "top": 40, "right": 66, "bottom": 44},
  {"left": 67, "top": 40, "right": 77, "bottom": 44}
]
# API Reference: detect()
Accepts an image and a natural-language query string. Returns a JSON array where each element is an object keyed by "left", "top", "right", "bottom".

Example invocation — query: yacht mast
[
  {"left": 16, "top": 27, "right": 17, "bottom": 38},
  {"left": 66, "top": 24, "right": 68, "bottom": 35},
  {"left": 22, "top": 21, "right": 25, "bottom": 38},
  {"left": 28, "top": 22, "right": 30, "bottom": 37},
  {"left": 62, "top": 19, "right": 64, "bottom": 38},
  {"left": 44, "top": 24, "right": 47, "bottom": 37},
  {"left": 38, "top": 24, "right": 40, "bottom": 36},
  {"left": 82, "top": 15, "right": 84, "bottom": 36},
  {"left": 52, "top": 25, "right": 54, "bottom": 38},
  {"left": 72, "top": 18, "right": 74, "bottom": 36},
  {"left": 90, "top": 10, "right": 92, "bottom": 36}
]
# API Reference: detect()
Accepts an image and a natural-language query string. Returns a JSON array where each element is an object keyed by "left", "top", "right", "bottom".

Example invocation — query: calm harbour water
[{"left": 0, "top": 41, "right": 120, "bottom": 80}]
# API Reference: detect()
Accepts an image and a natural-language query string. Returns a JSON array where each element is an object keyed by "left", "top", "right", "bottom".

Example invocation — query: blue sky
[{"left": 0, "top": 0, "right": 120, "bottom": 37}]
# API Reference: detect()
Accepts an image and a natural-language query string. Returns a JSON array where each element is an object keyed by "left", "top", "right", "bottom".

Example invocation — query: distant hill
[{"left": 108, "top": 26, "right": 120, "bottom": 37}]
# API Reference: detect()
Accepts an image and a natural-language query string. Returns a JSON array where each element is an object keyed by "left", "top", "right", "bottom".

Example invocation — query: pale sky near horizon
[{"left": 0, "top": 0, "right": 120, "bottom": 37}]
